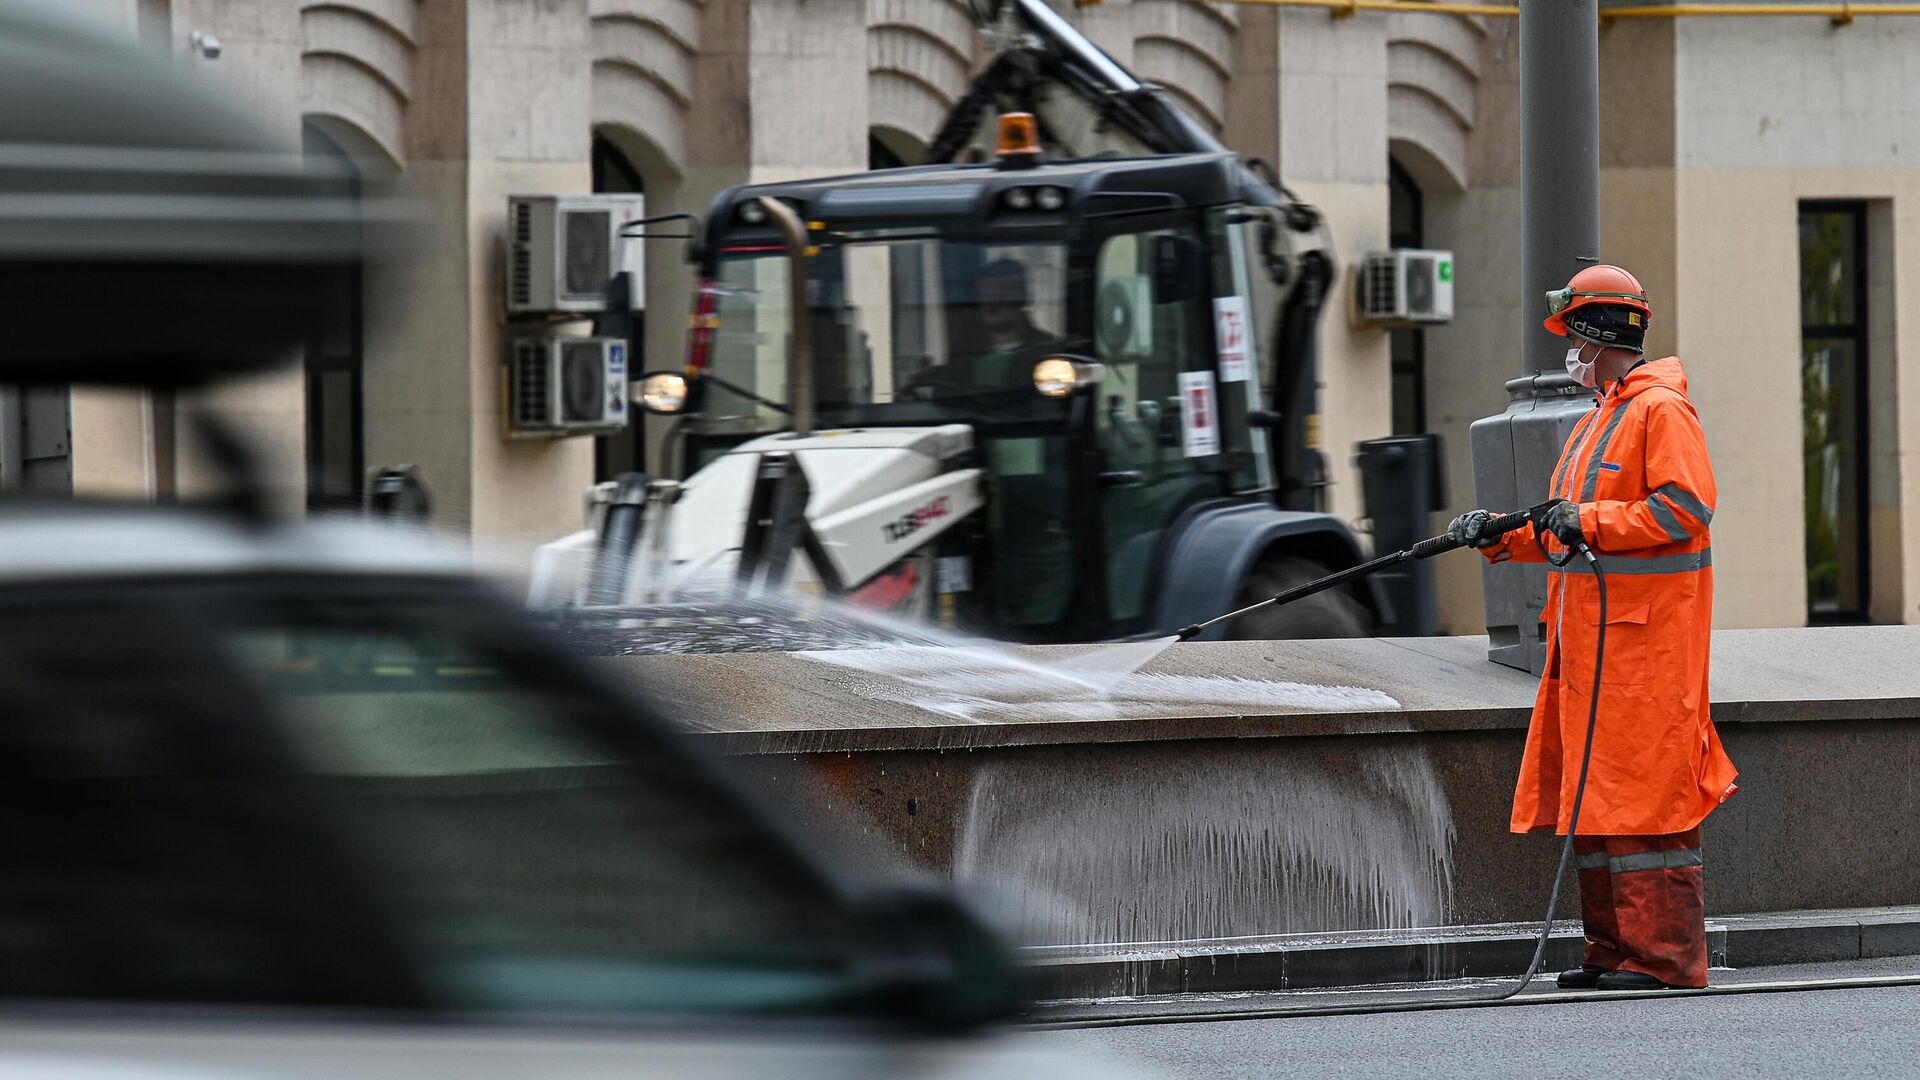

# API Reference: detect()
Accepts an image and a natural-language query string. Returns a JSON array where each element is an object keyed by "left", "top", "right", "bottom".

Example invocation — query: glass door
[{"left": 1092, "top": 222, "right": 1220, "bottom": 625}]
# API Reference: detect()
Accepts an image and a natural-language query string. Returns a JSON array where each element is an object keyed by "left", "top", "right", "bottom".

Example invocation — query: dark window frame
[
  {"left": 1798, "top": 199, "right": 1871, "bottom": 623},
  {"left": 592, "top": 135, "right": 648, "bottom": 482},
  {"left": 1388, "top": 156, "right": 1426, "bottom": 436}
]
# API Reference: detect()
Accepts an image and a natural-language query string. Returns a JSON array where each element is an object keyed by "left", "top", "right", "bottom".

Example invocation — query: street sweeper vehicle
[{"left": 529, "top": 0, "right": 1380, "bottom": 644}]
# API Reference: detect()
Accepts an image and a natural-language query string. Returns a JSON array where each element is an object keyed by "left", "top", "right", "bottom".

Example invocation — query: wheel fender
[{"left": 1152, "top": 504, "right": 1377, "bottom": 640}]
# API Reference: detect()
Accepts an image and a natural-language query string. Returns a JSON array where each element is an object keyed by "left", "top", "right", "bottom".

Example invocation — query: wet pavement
[{"left": 1024, "top": 957, "right": 1920, "bottom": 1078}]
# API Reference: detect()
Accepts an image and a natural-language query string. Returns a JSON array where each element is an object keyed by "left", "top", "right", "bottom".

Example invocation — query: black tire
[{"left": 1228, "top": 556, "right": 1375, "bottom": 640}]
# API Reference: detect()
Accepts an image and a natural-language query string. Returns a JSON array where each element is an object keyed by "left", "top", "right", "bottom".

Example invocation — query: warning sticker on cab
[
  {"left": 1178, "top": 370, "right": 1220, "bottom": 458},
  {"left": 1213, "top": 296, "right": 1251, "bottom": 382}
]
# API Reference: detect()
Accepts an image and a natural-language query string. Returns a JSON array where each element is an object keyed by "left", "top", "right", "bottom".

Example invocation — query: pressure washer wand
[{"left": 1175, "top": 504, "right": 1549, "bottom": 641}]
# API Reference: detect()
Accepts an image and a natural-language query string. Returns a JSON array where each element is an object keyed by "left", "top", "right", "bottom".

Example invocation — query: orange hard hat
[{"left": 1543, "top": 264, "right": 1650, "bottom": 337}]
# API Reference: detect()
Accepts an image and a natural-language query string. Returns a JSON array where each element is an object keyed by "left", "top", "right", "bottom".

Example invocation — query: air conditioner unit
[
  {"left": 507, "top": 336, "right": 629, "bottom": 438},
  {"left": 1094, "top": 275, "right": 1154, "bottom": 357},
  {"left": 1355, "top": 248, "right": 1454, "bottom": 327},
  {"left": 506, "top": 195, "right": 646, "bottom": 315}
]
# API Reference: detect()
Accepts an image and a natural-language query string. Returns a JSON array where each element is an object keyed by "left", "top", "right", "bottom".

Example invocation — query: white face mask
[{"left": 1565, "top": 343, "right": 1597, "bottom": 388}]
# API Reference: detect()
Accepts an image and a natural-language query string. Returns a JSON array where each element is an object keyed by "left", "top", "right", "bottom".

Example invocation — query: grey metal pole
[
  {"left": 0, "top": 386, "right": 21, "bottom": 490},
  {"left": 1469, "top": 0, "right": 1603, "bottom": 672},
  {"left": 759, "top": 196, "right": 814, "bottom": 439},
  {"left": 1520, "top": 0, "right": 1600, "bottom": 373}
]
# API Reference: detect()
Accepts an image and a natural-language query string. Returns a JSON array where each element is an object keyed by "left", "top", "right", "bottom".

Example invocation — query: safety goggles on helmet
[
  {"left": 1562, "top": 301, "right": 1648, "bottom": 352},
  {"left": 1545, "top": 287, "right": 1648, "bottom": 317}
]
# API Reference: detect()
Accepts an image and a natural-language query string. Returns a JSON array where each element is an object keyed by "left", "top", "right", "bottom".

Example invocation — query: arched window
[
  {"left": 869, "top": 127, "right": 925, "bottom": 171},
  {"left": 868, "top": 135, "right": 906, "bottom": 171},
  {"left": 593, "top": 134, "right": 645, "bottom": 195}
]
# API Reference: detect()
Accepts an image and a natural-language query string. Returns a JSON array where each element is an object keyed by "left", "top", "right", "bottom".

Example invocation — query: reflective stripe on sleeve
[
  {"left": 1554, "top": 408, "right": 1602, "bottom": 501},
  {"left": 1575, "top": 850, "right": 1610, "bottom": 872},
  {"left": 1654, "top": 482, "right": 1715, "bottom": 527},
  {"left": 1608, "top": 848, "right": 1704, "bottom": 874},
  {"left": 1580, "top": 402, "right": 1635, "bottom": 502},
  {"left": 1649, "top": 493, "right": 1693, "bottom": 542},
  {"left": 1546, "top": 549, "right": 1712, "bottom": 576}
]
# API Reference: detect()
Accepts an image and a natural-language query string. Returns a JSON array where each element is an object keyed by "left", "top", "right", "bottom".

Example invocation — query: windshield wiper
[{"left": 701, "top": 374, "right": 792, "bottom": 415}]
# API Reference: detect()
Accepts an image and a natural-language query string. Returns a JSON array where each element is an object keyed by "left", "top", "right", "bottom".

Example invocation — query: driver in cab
[
  {"left": 974, "top": 258, "right": 1054, "bottom": 369},
  {"left": 908, "top": 258, "right": 1055, "bottom": 398}
]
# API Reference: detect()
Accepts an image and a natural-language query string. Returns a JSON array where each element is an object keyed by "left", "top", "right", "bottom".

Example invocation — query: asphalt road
[{"left": 1026, "top": 958, "right": 1920, "bottom": 1079}]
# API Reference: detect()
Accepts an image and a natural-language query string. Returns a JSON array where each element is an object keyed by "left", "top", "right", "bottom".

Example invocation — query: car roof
[{"left": 0, "top": 502, "right": 471, "bottom": 587}]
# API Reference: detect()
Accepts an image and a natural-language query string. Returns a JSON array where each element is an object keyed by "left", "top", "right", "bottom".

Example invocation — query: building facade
[{"left": 61, "top": 0, "right": 1920, "bottom": 631}]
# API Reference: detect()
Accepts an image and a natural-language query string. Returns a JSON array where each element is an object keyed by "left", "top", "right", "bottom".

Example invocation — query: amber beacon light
[{"left": 995, "top": 112, "right": 1042, "bottom": 168}]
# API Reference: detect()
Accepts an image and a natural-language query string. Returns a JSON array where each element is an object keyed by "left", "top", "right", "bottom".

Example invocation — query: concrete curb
[{"left": 1021, "top": 906, "right": 1920, "bottom": 1002}]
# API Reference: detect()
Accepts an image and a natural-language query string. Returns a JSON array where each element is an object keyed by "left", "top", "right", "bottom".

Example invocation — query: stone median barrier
[{"left": 596, "top": 626, "right": 1920, "bottom": 995}]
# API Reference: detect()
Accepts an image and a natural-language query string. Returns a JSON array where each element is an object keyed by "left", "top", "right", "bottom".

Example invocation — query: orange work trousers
[{"left": 1573, "top": 827, "right": 1708, "bottom": 988}]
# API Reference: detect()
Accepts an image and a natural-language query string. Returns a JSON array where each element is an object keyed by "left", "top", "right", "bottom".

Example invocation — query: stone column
[
  {"left": 361, "top": 0, "right": 478, "bottom": 531},
  {"left": 67, "top": 1, "right": 154, "bottom": 500},
  {"left": 360, "top": 0, "right": 598, "bottom": 551},
  {"left": 743, "top": 0, "right": 869, "bottom": 184},
  {"left": 158, "top": 0, "right": 309, "bottom": 511},
  {"left": 459, "top": 0, "right": 595, "bottom": 551},
  {"left": 1272, "top": 10, "right": 1393, "bottom": 527}
]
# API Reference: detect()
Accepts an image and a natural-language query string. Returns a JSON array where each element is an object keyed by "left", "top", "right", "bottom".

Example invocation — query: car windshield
[
  {"left": 702, "top": 238, "right": 1069, "bottom": 430},
  {"left": 0, "top": 585, "right": 870, "bottom": 1020}
]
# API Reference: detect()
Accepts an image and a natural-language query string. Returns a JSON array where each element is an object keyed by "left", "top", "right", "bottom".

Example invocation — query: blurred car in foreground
[
  {"left": 0, "top": 501, "right": 1142, "bottom": 1077},
  {"left": 0, "top": 4, "right": 1141, "bottom": 1071}
]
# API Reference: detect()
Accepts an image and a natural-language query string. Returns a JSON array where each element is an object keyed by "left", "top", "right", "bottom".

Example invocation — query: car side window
[
  {"left": 0, "top": 602, "right": 402, "bottom": 1009},
  {"left": 222, "top": 598, "right": 863, "bottom": 1017},
  {"left": 0, "top": 592, "right": 866, "bottom": 1019}
]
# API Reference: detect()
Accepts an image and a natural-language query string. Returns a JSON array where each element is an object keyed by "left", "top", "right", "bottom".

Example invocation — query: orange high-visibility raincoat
[{"left": 1484, "top": 357, "right": 1738, "bottom": 836}]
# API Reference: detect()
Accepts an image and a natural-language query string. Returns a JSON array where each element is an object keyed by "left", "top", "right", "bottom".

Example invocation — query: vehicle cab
[{"left": 599, "top": 149, "right": 1372, "bottom": 642}]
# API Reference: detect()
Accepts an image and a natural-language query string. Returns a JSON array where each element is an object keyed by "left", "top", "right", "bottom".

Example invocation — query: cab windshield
[{"left": 701, "top": 238, "right": 1069, "bottom": 431}]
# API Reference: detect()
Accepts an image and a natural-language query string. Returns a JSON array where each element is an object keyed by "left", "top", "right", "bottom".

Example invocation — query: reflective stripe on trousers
[
  {"left": 1572, "top": 829, "right": 1709, "bottom": 988},
  {"left": 1580, "top": 848, "right": 1705, "bottom": 874}
]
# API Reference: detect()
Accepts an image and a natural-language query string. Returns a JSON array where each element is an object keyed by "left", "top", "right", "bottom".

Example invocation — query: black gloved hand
[
  {"left": 1446, "top": 509, "right": 1500, "bottom": 549},
  {"left": 1538, "top": 499, "right": 1586, "bottom": 548}
]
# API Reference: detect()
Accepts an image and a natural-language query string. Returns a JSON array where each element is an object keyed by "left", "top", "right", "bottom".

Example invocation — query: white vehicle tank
[{"left": 530, "top": 424, "right": 984, "bottom": 608}]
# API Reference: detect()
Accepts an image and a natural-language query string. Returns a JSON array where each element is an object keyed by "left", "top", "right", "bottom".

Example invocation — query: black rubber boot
[
  {"left": 1557, "top": 967, "right": 1606, "bottom": 989},
  {"left": 1596, "top": 970, "right": 1679, "bottom": 991}
]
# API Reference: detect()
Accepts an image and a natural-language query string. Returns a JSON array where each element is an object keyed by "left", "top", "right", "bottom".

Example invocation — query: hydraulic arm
[{"left": 929, "top": 0, "right": 1337, "bottom": 510}]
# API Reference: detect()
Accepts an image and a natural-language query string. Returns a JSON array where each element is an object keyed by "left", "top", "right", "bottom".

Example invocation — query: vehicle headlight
[
  {"left": 1035, "top": 186, "right": 1066, "bottom": 211},
  {"left": 1003, "top": 187, "right": 1034, "bottom": 211},
  {"left": 1033, "top": 357, "right": 1103, "bottom": 398},
  {"left": 738, "top": 200, "right": 768, "bottom": 224},
  {"left": 635, "top": 371, "right": 690, "bottom": 414}
]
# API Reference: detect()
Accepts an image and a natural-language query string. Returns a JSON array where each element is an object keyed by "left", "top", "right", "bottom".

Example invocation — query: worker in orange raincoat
[{"left": 1448, "top": 265, "right": 1738, "bottom": 991}]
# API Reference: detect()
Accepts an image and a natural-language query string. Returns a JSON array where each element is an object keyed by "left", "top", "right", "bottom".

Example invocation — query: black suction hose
[
  {"left": 1492, "top": 541, "right": 1603, "bottom": 999},
  {"left": 1176, "top": 504, "right": 1541, "bottom": 641}
]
